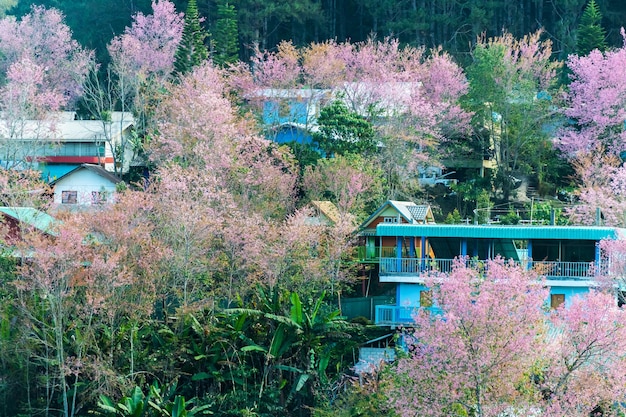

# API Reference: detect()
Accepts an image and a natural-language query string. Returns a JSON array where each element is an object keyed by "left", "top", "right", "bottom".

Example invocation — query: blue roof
[
  {"left": 376, "top": 224, "right": 625, "bottom": 241},
  {"left": 40, "top": 164, "right": 81, "bottom": 182}
]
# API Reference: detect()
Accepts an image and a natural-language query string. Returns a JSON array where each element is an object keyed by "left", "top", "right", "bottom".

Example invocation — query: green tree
[
  {"left": 499, "top": 208, "right": 521, "bottom": 225},
  {"left": 475, "top": 189, "right": 492, "bottom": 224},
  {"left": 313, "top": 101, "right": 377, "bottom": 157},
  {"left": 444, "top": 208, "right": 462, "bottom": 224},
  {"left": 464, "top": 31, "right": 561, "bottom": 201},
  {"left": 174, "top": 0, "right": 209, "bottom": 75},
  {"left": 577, "top": 0, "right": 607, "bottom": 56},
  {"left": 0, "top": 0, "right": 16, "bottom": 16},
  {"left": 211, "top": 0, "right": 239, "bottom": 67}
]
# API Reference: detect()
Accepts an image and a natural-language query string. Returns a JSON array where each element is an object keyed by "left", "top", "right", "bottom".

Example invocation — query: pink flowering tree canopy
[
  {"left": 229, "top": 37, "right": 471, "bottom": 200},
  {"left": 150, "top": 62, "right": 297, "bottom": 219},
  {"left": 108, "top": 0, "right": 183, "bottom": 82},
  {"left": 386, "top": 258, "right": 626, "bottom": 417},
  {"left": 236, "top": 38, "right": 471, "bottom": 144},
  {"left": 557, "top": 30, "right": 626, "bottom": 159},
  {"left": 540, "top": 291, "right": 626, "bottom": 417},
  {"left": 0, "top": 5, "right": 92, "bottom": 105},
  {"left": 566, "top": 152, "right": 626, "bottom": 226},
  {"left": 388, "top": 258, "right": 549, "bottom": 417}
]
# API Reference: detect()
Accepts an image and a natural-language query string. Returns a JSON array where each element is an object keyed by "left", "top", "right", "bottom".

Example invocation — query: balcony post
[
  {"left": 396, "top": 236, "right": 402, "bottom": 272},
  {"left": 409, "top": 237, "right": 416, "bottom": 258},
  {"left": 461, "top": 238, "right": 467, "bottom": 257},
  {"left": 527, "top": 240, "right": 533, "bottom": 270},
  {"left": 595, "top": 241, "right": 601, "bottom": 274},
  {"left": 421, "top": 236, "right": 426, "bottom": 271}
]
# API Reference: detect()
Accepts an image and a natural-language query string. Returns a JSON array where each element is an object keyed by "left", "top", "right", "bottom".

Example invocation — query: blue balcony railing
[
  {"left": 375, "top": 304, "right": 443, "bottom": 326},
  {"left": 379, "top": 258, "right": 600, "bottom": 280}
]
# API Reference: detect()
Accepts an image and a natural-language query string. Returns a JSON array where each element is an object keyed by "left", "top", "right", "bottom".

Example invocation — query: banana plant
[
  {"left": 97, "top": 381, "right": 212, "bottom": 417},
  {"left": 98, "top": 386, "right": 150, "bottom": 417},
  {"left": 148, "top": 382, "right": 213, "bottom": 416},
  {"left": 225, "top": 286, "right": 354, "bottom": 411}
]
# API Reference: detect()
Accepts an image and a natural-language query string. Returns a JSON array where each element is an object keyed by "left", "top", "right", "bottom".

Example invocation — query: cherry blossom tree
[
  {"left": 0, "top": 5, "right": 92, "bottom": 104},
  {"left": 0, "top": 58, "right": 66, "bottom": 170},
  {"left": 80, "top": 0, "right": 184, "bottom": 174},
  {"left": 302, "top": 154, "right": 385, "bottom": 218},
  {"left": 147, "top": 164, "right": 240, "bottom": 310},
  {"left": 386, "top": 256, "right": 626, "bottom": 417},
  {"left": 0, "top": 168, "right": 49, "bottom": 211},
  {"left": 145, "top": 62, "right": 305, "bottom": 308},
  {"left": 0, "top": 6, "right": 92, "bottom": 171},
  {"left": 238, "top": 38, "right": 471, "bottom": 140},
  {"left": 75, "top": 191, "right": 166, "bottom": 382},
  {"left": 540, "top": 291, "right": 626, "bottom": 417},
  {"left": 557, "top": 30, "right": 626, "bottom": 159},
  {"left": 230, "top": 38, "right": 470, "bottom": 199},
  {"left": 566, "top": 152, "right": 626, "bottom": 226},
  {"left": 388, "top": 259, "right": 549, "bottom": 417},
  {"left": 151, "top": 62, "right": 297, "bottom": 217},
  {"left": 108, "top": 0, "right": 183, "bottom": 82},
  {"left": 14, "top": 217, "right": 114, "bottom": 417},
  {"left": 9, "top": 190, "right": 170, "bottom": 414}
]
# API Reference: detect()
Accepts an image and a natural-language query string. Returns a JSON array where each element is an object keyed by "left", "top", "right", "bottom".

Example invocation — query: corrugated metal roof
[
  {"left": 0, "top": 207, "right": 58, "bottom": 235},
  {"left": 310, "top": 200, "right": 341, "bottom": 224},
  {"left": 0, "top": 112, "right": 134, "bottom": 141},
  {"left": 376, "top": 224, "right": 624, "bottom": 241}
]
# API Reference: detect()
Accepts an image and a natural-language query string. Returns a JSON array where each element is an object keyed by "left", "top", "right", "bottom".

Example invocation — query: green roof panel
[{"left": 0, "top": 207, "right": 58, "bottom": 235}]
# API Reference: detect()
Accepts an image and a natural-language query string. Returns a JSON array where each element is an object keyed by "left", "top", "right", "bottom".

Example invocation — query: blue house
[
  {"left": 370, "top": 223, "right": 626, "bottom": 326},
  {"left": 258, "top": 89, "right": 325, "bottom": 149},
  {"left": 267, "top": 122, "right": 315, "bottom": 146}
]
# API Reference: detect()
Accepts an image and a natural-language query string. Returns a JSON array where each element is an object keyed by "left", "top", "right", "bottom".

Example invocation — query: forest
[
  {"left": 4, "top": 0, "right": 626, "bottom": 63},
  {"left": 1, "top": 0, "right": 626, "bottom": 416}
]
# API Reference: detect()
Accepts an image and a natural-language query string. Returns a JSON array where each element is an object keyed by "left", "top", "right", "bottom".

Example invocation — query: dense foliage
[
  {"left": 2, "top": 1, "right": 626, "bottom": 416},
  {"left": 8, "top": 0, "right": 626, "bottom": 64}
]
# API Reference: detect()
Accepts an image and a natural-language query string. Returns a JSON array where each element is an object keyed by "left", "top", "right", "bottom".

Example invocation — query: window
[
  {"left": 420, "top": 290, "right": 433, "bottom": 308},
  {"left": 550, "top": 294, "right": 565, "bottom": 309},
  {"left": 61, "top": 190, "right": 77, "bottom": 204},
  {"left": 91, "top": 191, "right": 107, "bottom": 205},
  {"left": 383, "top": 217, "right": 399, "bottom": 223}
]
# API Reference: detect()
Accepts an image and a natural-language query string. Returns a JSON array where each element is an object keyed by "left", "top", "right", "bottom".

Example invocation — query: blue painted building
[
  {"left": 267, "top": 122, "right": 315, "bottom": 146},
  {"left": 371, "top": 224, "right": 626, "bottom": 326}
]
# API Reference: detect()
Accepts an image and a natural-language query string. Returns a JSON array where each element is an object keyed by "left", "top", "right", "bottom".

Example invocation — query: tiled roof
[
  {"left": 360, "top": 200, "right": 434, "bottom": 230},
  {"left": 407, "top": 205, "right": 429, "bottom": 221}
]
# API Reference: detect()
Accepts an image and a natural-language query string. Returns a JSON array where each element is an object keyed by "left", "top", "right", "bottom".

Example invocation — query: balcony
[
  {"left": 379, "top": 258, "right": 601, "bottom": 280},
  {"left": 375, "top": 305, "right": 442, "bottom": 326},
  {"left": 38, "top": 142, "right": 112, "bottom": 164},
  {"left": 356, "top": 246, "right": 401, "bottom": 263}
]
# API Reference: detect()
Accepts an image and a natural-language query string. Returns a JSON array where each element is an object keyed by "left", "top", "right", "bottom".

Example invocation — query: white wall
[{"left": 53, "top": 169, "right": 117, "bottom": 206}]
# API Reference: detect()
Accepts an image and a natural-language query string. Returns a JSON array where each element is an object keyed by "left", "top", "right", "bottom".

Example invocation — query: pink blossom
[
  {"left": 108, "top": 0, "right": 183, "bottom": 82},
  {"left": 556, "top": 35, "right": 626, "bottom": 157},
  {"left": 0, "top": 6, "right": 92, "bottom": 104}
]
